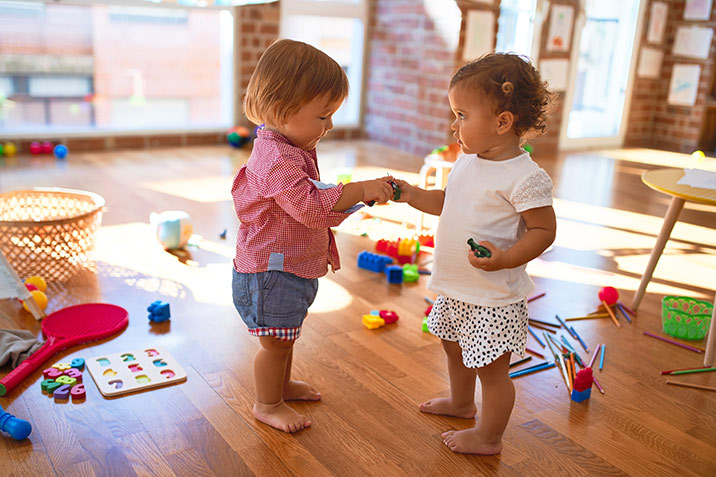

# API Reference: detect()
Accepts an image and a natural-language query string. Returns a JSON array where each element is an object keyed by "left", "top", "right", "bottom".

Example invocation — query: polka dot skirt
[{"left": 427, "top": 295, "right": 529, "bottom": 368}]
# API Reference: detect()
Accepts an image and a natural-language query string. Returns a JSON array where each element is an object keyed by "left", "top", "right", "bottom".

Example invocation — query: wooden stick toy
[
  {"left": 554, "top": 314, "right": 571, "bottom": 332},
  {"left": 525, "top": 347, "right": 546, "bottom": 359},
  {"left": 565, "top": 313, "right": 609, "bottom": 321},
  {"left": 528, "top": 326, "right": 546, "bottom": 347},
  {"left": 509, "top": 362, "right": 556, "bottom": 378},
  {"left": 666, "top": 381, "right": 716, "bottom": 392},
  {"left": 527, "top": 292, "right": 546, "bottom": 302},
  {"left": 529, "top": 318, "right": 561, "bottom": 328},
  {"left": 661, "top": 366, "right": 712, "bottom": 375},
  {"left": 569, "top": 326, "right": 589, "bottom": 352},
  {"left": 618, "top": 301, "right": 637, "bottom": 317},
  {"left": 592, "top": 375, "right": 605, "bottom": 394},
  {"left": 588, "top": 344, "right": 601, "bottom": 369},
  {"left": 598, "top": 287, "right": 621, "bottom": 327},
  {"left": 643, "top": 331, "right": 704, "bottom": 353},
  {"left": 668, "top": 367, "right": 716, "bottom": 376},
  {"left": 615, "top": 303, "right": 632, "bottom": 323},
  {"left": 509, "top": 356, "right": 532, "bottom": 368},
  {"left": 529, "top": 321, "right": 557, "bottom": 333}
]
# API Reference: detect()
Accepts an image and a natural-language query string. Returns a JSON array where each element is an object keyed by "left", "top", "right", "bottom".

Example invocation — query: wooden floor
[{"left": 0, "top": 141, "right": 715, "bottom": 476}]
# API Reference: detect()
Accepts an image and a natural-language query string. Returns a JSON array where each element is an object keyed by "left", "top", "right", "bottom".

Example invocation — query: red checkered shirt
[{"left": 232, "top": 129, "right": 351, "bottom": 279}]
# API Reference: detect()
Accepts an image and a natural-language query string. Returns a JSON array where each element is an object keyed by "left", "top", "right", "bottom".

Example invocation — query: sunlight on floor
[{"left": 141, "top": 176, "right": 233, "bottom": 203}]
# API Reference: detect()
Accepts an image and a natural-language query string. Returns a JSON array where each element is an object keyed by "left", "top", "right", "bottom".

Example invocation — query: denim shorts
[{"left": 232, "top": 269, "right": 319, "bottom": 340}]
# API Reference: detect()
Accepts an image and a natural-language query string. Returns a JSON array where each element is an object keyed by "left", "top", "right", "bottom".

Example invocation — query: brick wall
[
  {"left": 625, "top": 0, "right": 716, "bottom": 153},
  {"left": 363, "top": 0, "right": 463, "bottom": 157}
]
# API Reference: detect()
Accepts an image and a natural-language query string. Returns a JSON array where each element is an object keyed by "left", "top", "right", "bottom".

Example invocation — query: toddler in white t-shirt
[{"left": 394, "top": 53, "right": 556, "bottom": 455}]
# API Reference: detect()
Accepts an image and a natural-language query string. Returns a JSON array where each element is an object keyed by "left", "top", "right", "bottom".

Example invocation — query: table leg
[
  {"left": 705, "top": 295, "right": 716, "bottom": 366},
  {"left": 631, "top": 197, "right": 685, "bottom": 310}
]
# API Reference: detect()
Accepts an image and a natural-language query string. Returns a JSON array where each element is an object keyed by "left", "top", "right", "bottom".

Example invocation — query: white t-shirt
[{"left": 428, "top": 151, "right": 553, "bottom": 307}]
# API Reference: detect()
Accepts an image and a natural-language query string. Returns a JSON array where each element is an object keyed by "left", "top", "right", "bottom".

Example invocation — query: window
[
  {"left": 496, "top": 0, "right": 538, "bottom": 58},
  {"left": 0, "top": 0, "right": 234, "bottom": 136},
  {"left": 281, "top": 0, "right": 368, "bottom": 128}
]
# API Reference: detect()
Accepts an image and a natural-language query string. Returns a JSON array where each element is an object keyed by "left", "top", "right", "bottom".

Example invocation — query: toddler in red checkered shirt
[{"left": 231, "top": 39, "right": 394, "bottom": 434}]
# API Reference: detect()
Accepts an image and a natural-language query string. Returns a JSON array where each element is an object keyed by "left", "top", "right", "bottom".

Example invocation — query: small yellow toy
[{"left": 362, "top": 314, "right": 385, "bottom": 329}]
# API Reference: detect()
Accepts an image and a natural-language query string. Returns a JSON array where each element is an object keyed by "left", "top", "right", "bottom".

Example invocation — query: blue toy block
[
  {"left": 357, "top": 251, "right": 393, "bottom": 273},
  {"left": 570, "top": 387, "right": 592, "bottom": 403},
  {"left": 385, "top": 265, "right": 403, "bottom": 284},
  {"left": 148, "top": 300, "right": 171, "bottom": 323}
]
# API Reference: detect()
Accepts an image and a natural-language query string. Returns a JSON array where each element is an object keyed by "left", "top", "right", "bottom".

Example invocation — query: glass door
[{"left": 560, "top": 0, "right": 643, "bottom": 149}]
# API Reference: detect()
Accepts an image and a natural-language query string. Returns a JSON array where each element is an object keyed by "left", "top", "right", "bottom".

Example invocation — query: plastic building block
[
  {"left": 375, "top": 239, "right": 399, "bottom": 258},
  {"left": 403, "top": 264, "right": 419, "bottom": 282},
  {"left": 417, "top": 234, "right": 434, "bottom": 248},
  {"left": 41, "top": 379, "right": 56, "bottom": 393},
  {"left": 422, "top": 316, "right": 429, "bottom": 332},
  {"left": 148, "top": 300, "right": 171, "bottom": 323},
  {"left": 424, "top": 305, "right": 433, "bottom": 316},
  {"left": 357, "top": 251, "right": 393, "bottom": 273},
  {"left": 71, "top": 358, "right": 85, "bottom": 370},
  {"left": 385, "top": 265, "right": 403, "bottom": 284},
  {"left": 379, "top": 310, "right": 399, "bottom": 324},
  {"left": 369, "top": 310, "right": 380, "bottom": 316},
  {"left": 0, "top": 405, "right": 32, "bottom": 440},
  {"left": 571, "top": 368, "right": 593, "bottom": 403},
  {"left": 362, "top": 314, "right": 385, "bottom": 329}
]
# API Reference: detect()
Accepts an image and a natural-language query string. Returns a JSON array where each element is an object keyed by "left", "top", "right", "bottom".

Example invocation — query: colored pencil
[
  {"left": 525, "top": 347, "right": 545, "bottom": 359},
  {"left": 560, "top": 335, "right": 576, "bottom": 353},
  {"left": 565, "top": 313, "right": 609, "bottom": 321},
  {"left": 599, "top": 344, "right": 605, "bottom": 370},
  {"left": 618, "top": 301, "right": 637, "bottom": 317},
  {"left": 573, "top": 351, "right": 585, "bottom": 368},
  {"left": 558, "top": 354, "right": 571, "bottom": 392},
  {"left": 666, "top": 381, "right": 716, "bottom": 392},
  {"left": 602, "top": 301, "right": 621, "bottom": 327},
  {"left": 592, "top": 375, "right": 605, "bottom": 394},
  {"left": 569, "top": 326, "right": 589, "bottom": 352},
  {"left": 668, "top": 367, "right": 716, "bottom": 376},
  {"left": 528, "top": 326, "right": 546, "bottom": 347},
  {"left": 527, "top": 292, "right": 546, "bottom": 302},
  {"left": 555, "top": 314, "right": 571, "bottom": 333},
  {"left": 588, "top": 344, "right": 601, "bottom": 369},
  {"left": 529, "top": 321, "right": 557, "bottom": 334},
  {"left": 528, "top": 318, "right": 561, "bottom": 328},
  {"left": 511, "top": 361, "right": 550, "bottom": 373},
  {"left": 566, "top": 356, "right": 574, "bottom": 388},
  {"left": 509, "top": 356, "right": 532, "bottom": 368},
  {"left": 615, "top": 303, "right": 632, "bottom": 323},
  {"left": 643, "top": 331, "right": 704, "bottom": 353},
  {"left": 661, "top": 366, "right": 712, "bottom": 375},
  {"left": 555, "top": 354, "right": 571, "bottom": 395},
  {"left": 570, "top": 353, "right": 577, "bottom": 381},
  {"left": 424, "top": 296, "right": 434, "bottom": 304},
  {"left": 547, "top": 334, "right": 565, "bottom": 353},
  {"left": 509, "top": 362, "right": 556, "bottom": 378}
]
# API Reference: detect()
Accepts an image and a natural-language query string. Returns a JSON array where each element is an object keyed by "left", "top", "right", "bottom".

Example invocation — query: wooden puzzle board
[{"left": 87, "top": 346, "right": 186, "bottom": 397}]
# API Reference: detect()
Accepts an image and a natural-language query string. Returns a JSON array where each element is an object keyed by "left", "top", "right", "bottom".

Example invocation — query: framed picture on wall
[
  {"left": 647, "top": 2, "right": 668, "bottom": 44},
  {"left": 684, "top": 0, "right": 713, "bottom": 20},
  {"left": 546, "top": 4, "right": 574, "bottom": 52},
  {"left": 667, "top": 64, "right": 701, "bottom": 106}
]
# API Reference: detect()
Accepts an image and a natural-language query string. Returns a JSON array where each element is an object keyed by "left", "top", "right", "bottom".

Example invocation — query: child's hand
[
  {"left": 390, "top": 178, "right": 414, "bottom": 203},
  {"left": 361, "top": 178, "right": 394, "bottom": 205},
  {"left": 467, "top": 241, "right": 508, "bottom": 271}
]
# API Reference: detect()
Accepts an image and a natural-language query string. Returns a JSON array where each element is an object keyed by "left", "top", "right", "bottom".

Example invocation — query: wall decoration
[
  {"left": 637, "top": 46, "right": 664, "bottom": 78},
  {"left": 684, "top": 0, "right": 713, "bottom": 20},
  {"left": 667, "top": 64, "right": 701, "bottom": 106},
  {"left": 463, "top": 10, "right": 495, "bottom": 60},
  {"left": 673, "top": 26, "right": 714, "bottom": 59},
  {"left": 546, "top": 4, "right": 574, "bottom": 52},
  {"left": 539, "top": 59, "right": 569, "bottom": 91},
  {"left": 647, "top": 2, "right": 668, "bottom": 44}
]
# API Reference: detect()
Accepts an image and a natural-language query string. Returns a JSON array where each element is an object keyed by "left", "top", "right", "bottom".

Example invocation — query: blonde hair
[
  {"left": 244, "top": 39, "right": 349, "bottom": 126},
  {"left": 450, "top": 53, "right": 554, "bottom": 138}
]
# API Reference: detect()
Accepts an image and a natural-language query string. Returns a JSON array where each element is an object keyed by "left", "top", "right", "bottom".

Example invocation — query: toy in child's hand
[
  {"left": 367, "top": 180, "right": 400, "bottom": 206},
  {"left": 467, "top": 238, "right": 491, "bottom": 258},
  {"left": 0, "top": 405, "right": 31, "bottom": 440}
]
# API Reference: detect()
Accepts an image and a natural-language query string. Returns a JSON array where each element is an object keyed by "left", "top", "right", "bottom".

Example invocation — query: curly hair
[
  {"left": 450, "top": 53, "right": 554, "bottom": 138},
  {"left": 244, "top": 39, "right": 349, "bottom": 126}
]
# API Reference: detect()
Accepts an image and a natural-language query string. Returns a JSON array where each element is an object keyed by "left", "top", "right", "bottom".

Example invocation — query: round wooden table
[{"left": 632, "top": 168, "right": 716, "bottom": 365}]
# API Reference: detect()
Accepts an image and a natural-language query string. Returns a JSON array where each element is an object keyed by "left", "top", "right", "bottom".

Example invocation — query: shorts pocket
[
  {"left": 262, "top": 271, "right": 315, "bottom": 317},
  {"left": 232, "top": 270, "right": 251, "bottom": 307}
]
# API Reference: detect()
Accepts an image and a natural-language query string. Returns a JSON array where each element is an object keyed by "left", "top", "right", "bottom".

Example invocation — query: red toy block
[
  {"left": 379, "top": 310, "right": 399, "bottom": 324},
  {"left": 43, "top": 368, "right": 63, "bottom": 379},
  {"left": 573, "top": 367, "right": 593, "bottom": 392}
]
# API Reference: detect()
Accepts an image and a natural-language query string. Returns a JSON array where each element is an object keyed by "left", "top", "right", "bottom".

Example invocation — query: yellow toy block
[
  {"left": 362, "top": 314, "right": 385, "bottom": 329},
  {"left": 397, "top": 238, "right": 416, "bottom": 257}
]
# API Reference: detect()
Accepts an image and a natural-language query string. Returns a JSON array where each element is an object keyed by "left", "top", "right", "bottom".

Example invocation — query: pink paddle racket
[{"left": 0, "top": 303, "right": 129, "bottom": 396}]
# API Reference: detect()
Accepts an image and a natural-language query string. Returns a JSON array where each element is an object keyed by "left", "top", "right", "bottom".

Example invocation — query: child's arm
[
  {"left": 468, "top": 205, "right": 556, "bottom": 271},
  {"left": 391, "top": 179, "right": 445, "bottom": 216},
  {"left": 332, "top": 178, "right": 393, "bottom": 212}
]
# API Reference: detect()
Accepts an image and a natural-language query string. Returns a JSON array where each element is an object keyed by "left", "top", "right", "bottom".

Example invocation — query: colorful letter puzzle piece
[{"left": 41, "top": 359, "right": 87, "bottom": 403}]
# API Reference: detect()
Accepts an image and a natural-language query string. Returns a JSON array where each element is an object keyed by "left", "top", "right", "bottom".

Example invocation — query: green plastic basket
[{"left": 661, "top": 296, "right": 713, "bottom": 340}]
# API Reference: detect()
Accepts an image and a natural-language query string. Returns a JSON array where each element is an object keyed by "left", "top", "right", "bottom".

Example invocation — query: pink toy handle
[{"left": 0, "top": 337, "right": 58, "bottom": 396}]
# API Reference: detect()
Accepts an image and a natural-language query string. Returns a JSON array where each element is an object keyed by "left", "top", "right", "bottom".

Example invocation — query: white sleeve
[{"left": 509, "top": 168, "right": 553, "bottom": 213}]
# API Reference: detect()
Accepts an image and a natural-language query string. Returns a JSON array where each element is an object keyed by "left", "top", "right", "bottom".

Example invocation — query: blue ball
[{"left": 53, "top": 144, "right": 68, "bottom": 159}]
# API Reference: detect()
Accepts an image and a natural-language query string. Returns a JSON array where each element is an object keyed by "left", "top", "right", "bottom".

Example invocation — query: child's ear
[{"left": 496, "top": 111, "right": 515, "bottom": 135}]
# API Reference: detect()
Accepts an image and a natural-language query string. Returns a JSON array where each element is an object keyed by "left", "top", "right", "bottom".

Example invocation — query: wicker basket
[
  {"left": 661, "top": 296, "right": 713, "bottom": 340},
  {"left": 0, "top": 188, "right": 105, "bottom": 282}
]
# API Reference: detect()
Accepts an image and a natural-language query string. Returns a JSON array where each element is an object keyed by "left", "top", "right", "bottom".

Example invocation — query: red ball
[
  {"left": 30, "top": 142, "right": 42, "bottom": 155},
  {"left": 598, "top": 286, "right": 619, "bottom": 305},
  {"left": 42, "top": 141, "right": 53, "bottom": 154}
]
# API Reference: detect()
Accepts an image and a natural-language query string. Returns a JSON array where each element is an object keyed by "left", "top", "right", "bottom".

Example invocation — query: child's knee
[{"left": 258, "top": 336, "right": 295, "bottom": 353}]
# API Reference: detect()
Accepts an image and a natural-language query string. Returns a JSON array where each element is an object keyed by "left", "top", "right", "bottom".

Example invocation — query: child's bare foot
[
  {"left": 253, "top": 401, "right": 312, "bottom": 433},
  {"left": 419, "top": 398, "right": 477, "bottom": 418},
  {"left": 441, "top": 429, "right": 502, "bottom": 455},
  {"left": 283, "top": 380, "right": 321, "bottom": 401}
]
